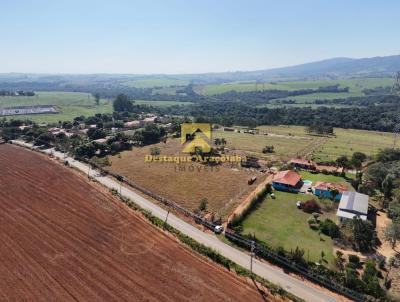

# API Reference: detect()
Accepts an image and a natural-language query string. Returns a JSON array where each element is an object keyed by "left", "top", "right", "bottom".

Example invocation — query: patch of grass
[
  {"left": 134, "top": 100, "right": 193, "bottom": 107},
  {"left": 213, "top": 129, "right": 316, "bottom": 161},
  {"left": 241, "top": 191, "right": 335, "bottom": 264},
  {"left": 312, "top": 128, "right": 393, "bottom": 162},
  {"left": 254, "top": 125, "right": 393, "bottom": 163},
  {"left": 298, "top": 171, "right": 350, "bottom": 186},
  {"left": 0, "top": 91, "right": 113, "bottom": 123}
]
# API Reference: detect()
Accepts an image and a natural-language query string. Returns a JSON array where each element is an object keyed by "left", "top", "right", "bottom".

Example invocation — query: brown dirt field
[
  {"left": 0, "top": 144, "right": 280, "bottom": 302},
  {"left": 107, "top": 139, "right": 262, "bottom": 218}
]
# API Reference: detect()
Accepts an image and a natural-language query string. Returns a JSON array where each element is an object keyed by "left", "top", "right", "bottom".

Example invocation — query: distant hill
[{"left": 1, "top": 55, "right": 400, "bottom": 85}]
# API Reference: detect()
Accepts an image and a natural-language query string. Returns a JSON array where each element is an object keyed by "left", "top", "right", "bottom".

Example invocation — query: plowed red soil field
[{"left": 0, "top": 144, "right": 275, "bottom": 302}]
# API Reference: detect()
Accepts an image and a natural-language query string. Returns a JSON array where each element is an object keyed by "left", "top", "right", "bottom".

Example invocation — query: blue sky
[{"left": 1, "top": 0, "right": 399, "bottom": 74}]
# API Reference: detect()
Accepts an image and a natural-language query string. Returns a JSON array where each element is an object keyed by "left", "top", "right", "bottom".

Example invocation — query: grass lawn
[
  {"left": 299, "top": 171, "right": 351, "bottom": 187},
  {"left": 0, "top": 91, "right": 113, "bottom": 123},
  {"left": 241, "top": 191, "right": 335, "bottom": 264}
]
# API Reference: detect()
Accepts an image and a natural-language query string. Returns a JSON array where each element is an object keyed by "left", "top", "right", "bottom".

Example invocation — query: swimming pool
[{"left": 303, "top": 180, "right": 313, "bottom": 185}]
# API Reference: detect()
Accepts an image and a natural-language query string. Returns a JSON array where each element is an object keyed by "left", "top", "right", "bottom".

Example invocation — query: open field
[
  {"left": 134, "top": 100, "right": 194, "bottom": 107},
  {"left": 214, "top": 129, "right": 317, "bottom": 162},
  {"left": 107, "top": 139, "right": 261, "bottom": 218},
  {"left": 241, "top": 191, "right": 335, "bottom": 264},
  {"left": 0, "top": 144, "right": 271, "bottom": 302},
  {"left": 0, "top": 91, "right": 113, "bottom": 123},
  {"left": 255, "top": 125, "right": 393, "bottom": 163},
  {"left": 121, "top": 78, "right": 189, "bottom": 88},
  {"left": 199, "top": 77, "right": 393, "bottom": 96}
]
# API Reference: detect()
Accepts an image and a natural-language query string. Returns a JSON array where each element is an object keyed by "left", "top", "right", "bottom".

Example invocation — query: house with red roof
[
  {"left": 312, "top": 181, "right": 348, "bottom": 201},
  {"left": 272, "top": 170, "right": 302, "bottom": 192}
]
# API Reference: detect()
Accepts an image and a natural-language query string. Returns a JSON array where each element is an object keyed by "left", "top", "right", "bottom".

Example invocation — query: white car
[{"left": 214, "top": 225, "right": 224, "bottom": 234}]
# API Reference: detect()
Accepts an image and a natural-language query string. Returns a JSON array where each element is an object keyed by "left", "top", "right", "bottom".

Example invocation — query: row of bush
[{"left": 113, "top": 194, "right": 303, "bottom": 302}]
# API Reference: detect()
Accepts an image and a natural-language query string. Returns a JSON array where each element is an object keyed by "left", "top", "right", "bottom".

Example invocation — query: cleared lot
[{"left": 108, "top": 138, "right": 262, "bottom": 218}]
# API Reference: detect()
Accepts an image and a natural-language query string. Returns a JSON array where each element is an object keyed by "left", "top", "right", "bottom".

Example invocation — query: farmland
[
  {"left": 121, "top": 77, "right": 189, "bottom": 88},
  {"left": 0, "top": 91, "right": 113, "bottom": 123},
  {"left": 198, "top": 77, "right": 393, "bottom": 96},
  {"left": 255, "top": 125, "right": 394, "bottom": 163},
  {"left": 0, "top": 144, "right": 271, "bottom": 302},
  {"left": 107, "top": 138, "right": 261, "bottom": 218}
]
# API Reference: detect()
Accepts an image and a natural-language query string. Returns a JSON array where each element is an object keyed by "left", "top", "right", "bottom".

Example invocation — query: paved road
[{"left": 12, "top": 140, "right": 341, "bottom": 302}]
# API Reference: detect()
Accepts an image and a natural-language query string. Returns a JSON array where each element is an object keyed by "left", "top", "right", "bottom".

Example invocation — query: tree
[
  {"left": 302, "top": 199, "right": 321, "bottom": 213},
  {"left": 350, "top": 216, "right": 376, "bottom": 252},
  {"left": 94, "top": 93, "right": 100, "bottom": 106},
  {"left": 336, "top": 155, "right": 351, "bottom": 170},
  {"left": 150, "top": 146, "right": 161, "bottom": 156},
  {"left": 333, "top": 251, "right": 345, "bottom": 272},
  {"left": 113, "top": 94, "right": 134, "bottom": 112},
  {"left": 362, "top": 260, "right": 385, "bottom": 297},
  {"left": 384, "top": 219, "right": 400, "bottom": 249},
  {"left": 198, "top": 198, "right": 208, "bottom": 212},
  {"left": 262, "top": 145, "right": 274, "bottom": 153}
]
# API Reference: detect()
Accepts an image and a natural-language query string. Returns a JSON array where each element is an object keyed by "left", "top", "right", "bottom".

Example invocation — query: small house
[
  {"left": 313, "top": 182, "right": 348, "bottom": 201},
  {"left": 272, "top": 170, "right": 302, "bottom": 192},
  {"left": 336, "top": 191, "right": 369, "bottom": 222}
]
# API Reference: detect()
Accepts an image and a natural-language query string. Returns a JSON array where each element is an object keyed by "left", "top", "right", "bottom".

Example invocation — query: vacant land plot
[
  {"left": 108, "top": 138, "right": 260, "bottom": 218},
  {"left": 0, "top": 91, "right": 113, "bottom": 123},
  {"left": 256, "top": 125, "right": 393, "bottom": 163},
  {"left": 312, "top": 128, "right": 393, "bottom": 162},
  {"left": 214, "top": 129, "right": 316, "bottom": 161},
  {"left": 0, "top": 144, "right": 272, "bottom": 302},
  {"left": 241, "top": 191, "right": 335, "bottom": 263}
]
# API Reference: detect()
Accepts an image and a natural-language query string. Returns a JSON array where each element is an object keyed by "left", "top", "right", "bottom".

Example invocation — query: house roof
[
  {"left": 314, "top": 181, "right": 348, "bottom": 193},
  {"left": 273, "top": 170, "right": 301, "bottom": 186},
  {"left": 338, "top": 191, "right": 369, "bottom": 216},
  {"left": 290, "top": 158, "right": 314, "bottom": 166}
]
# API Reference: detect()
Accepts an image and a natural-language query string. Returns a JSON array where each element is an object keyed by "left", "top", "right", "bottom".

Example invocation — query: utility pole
[
  {"left": 250, "top": 241, "right": 255, "bottom": 274},
  {"left": 164, "top": 209, "right": 170, "bottom": 228}
]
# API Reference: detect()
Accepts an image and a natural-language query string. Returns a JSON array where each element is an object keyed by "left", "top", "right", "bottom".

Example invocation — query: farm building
[
  {"left": 290, "top": 158, "right": 316, "bottom": 170},
  {"left": 0, "top": 105, "right": 58, "bottom": 116},
  {"left": 312, "top": 182, "right": 348, "bottom": 201},
  {"left": 336, "top": 191, "right": 369, "bottom": 222},
  {"left": 272, "top": 170, "right": 302, "bottom": 192}
]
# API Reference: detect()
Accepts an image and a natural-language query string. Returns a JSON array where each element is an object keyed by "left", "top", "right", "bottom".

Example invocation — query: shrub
[
  {"left": 319, "top": 219, "right": 340, "bottom": 238},
  {"left": 348, "top": 254, "right": 362, "bottom": 269},
  {"left": 302, "top": 199, "right": 321, "bottom": 213}
]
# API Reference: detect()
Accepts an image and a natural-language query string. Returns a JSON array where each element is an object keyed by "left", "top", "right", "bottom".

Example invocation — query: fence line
[{"left": 83, "top": 157, "right": 370, "bottom": 302}]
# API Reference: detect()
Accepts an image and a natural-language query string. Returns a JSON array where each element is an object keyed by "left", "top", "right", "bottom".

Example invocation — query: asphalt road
[{"left": 12, "top": 140, "right": 341, "bottom": 302}]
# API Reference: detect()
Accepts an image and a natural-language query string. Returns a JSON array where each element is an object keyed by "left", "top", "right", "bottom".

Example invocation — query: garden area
[{"left": 240, "top": 191, "right": 336, "bottom": 264}]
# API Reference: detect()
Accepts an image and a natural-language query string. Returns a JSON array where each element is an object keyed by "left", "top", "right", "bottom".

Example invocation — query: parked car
[{"left": 214, "top": 225, "right": 224, "bottom": 234}]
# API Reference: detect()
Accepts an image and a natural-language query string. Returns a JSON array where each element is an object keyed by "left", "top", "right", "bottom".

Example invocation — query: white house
[{"left": 336, "top": 191, "right": 369, "bottom": 222}]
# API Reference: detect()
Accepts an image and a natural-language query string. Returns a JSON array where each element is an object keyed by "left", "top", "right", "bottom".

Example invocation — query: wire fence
[{"left": 82, "top": 156, "right": 371, "bottom": 302}]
